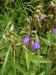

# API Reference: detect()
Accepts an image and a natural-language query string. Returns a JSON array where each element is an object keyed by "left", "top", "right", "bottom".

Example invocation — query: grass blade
[{"left": 2, "top": 45, "right": 11, "bottom": 75}]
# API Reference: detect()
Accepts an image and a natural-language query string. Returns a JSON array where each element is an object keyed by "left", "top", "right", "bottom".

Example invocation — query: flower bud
[
  {"left": 3, "top": 34, "right": 7, "bottom": 40},
  {"left": 40, "top": 14, "right": 46, "bottom": 20},
  {"left": 9, "top": 25, "right": 14, "bottom": 31},
  {"left": 25, "top": 17, "right": 32, "bottom": 23},
  {"left": 34, "top": 14, "right": 39, "bottom": 19},
  {"left": 50, "top": 1, "right": 55, "bottom": 7},
  {"left": 48, "top": 14, "right": 53, "bottom": 19},
  {"left": 35, "top": 9, "right": 40, "bottom": 13},
  {"left": 35, "top": 9, "right": 41, "bottom": 15},
  {"left": 39, "top": 55, "right": 43, "bottom": 58},
  {"left": 27, "top": 18, "right": 31, "bottom": 22}
]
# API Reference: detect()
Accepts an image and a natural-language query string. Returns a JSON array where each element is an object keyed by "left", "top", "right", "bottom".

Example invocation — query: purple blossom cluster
[{"left": 23, "top": 35, "right": 40, "bottom": 50}]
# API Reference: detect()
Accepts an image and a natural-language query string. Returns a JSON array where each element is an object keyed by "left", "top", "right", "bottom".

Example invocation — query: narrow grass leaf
[{"left": 2, "top": 45, "right": 11, "bottom": 75}]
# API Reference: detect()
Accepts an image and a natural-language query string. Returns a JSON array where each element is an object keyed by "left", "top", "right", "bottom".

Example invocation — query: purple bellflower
[
  {"left": 23, "top": 35, "right": 30, "bottom": 45},
  {"left": 31, "top": 42, "right": 40, "bottom": 50},
  {"left": 40, "top": 14, "right": 45, "bottom": 20},
  {"left": 53, "top": 28, "right": 56, "bottom": 34}
]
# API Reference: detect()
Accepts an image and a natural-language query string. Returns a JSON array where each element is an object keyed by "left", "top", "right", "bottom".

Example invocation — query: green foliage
[{"left": 0, "top": 0, "right": 56, "bottom": 75}]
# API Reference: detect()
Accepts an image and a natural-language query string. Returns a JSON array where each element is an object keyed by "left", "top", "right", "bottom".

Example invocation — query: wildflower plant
[{"left": 0, "top": 0, "right": 56, "bottom": 75}]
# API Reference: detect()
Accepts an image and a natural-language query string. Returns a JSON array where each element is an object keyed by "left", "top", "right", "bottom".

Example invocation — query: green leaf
[
  {"left": 23, "top": 71, "right": 30, "bottom": 75},
  {"left": 11, "top": 58, "right": 16, "bottom": 75},
  {"left": 40, "top": 37, "right": 50, "bottom": 46},
  {"left": 2, "top": 45, "right": 11, "bottom": 75},
  {"left": 5, "top": 0, "right": 14, "bottom": 6},
  {"left": 25, "top": 50, "right": 31, "bottom": 70},
  {"left": 38, "top": 71, "right": 45, "bottom": 75},
  {"left": 0, "top": 68, "right": 2, "bottom": 75},
  {"left": 47, "top": 32, "right": 52, "bottom": 42},
  {"left": 23, "top": 46, "right": 31, "bottom": 70},
  {"left": 40, "top": 59, "right": 51, "bottom": 64},
  {"left": 45, "top": 62, "right": 52, "bottom": 75},
  {"left": 52, "top": 33, "right": 56, "bottom": 40},
  {"left": 8, "top": 70, "right": 14, "bottom": 75},
  {"left": 36, "top": 34, "right": 40, "bottom": 42},
  {"left": 23, "top": 45, "right": 31, "bottom": 70},
  {"left": 19, "top": 30, "right": 27, "bottom": 34},
  {"left": 32, "top": 58, "right": 51, "bottom": 64},
  {"left": 15, "top": 63, "right": 25, "bottom": 74},
  {"left": 42, "top": 47, "right": 47, "bottom": 55}
]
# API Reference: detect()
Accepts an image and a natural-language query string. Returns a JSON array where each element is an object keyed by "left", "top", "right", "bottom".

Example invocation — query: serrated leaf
[
  {"left": 45, "top": 62, "right": 52, "bottom": 75},
  {"left": 15, "top": 63, "right": 25, "bottom": 74},
  {"left": 32, "top": 58, "right": 51, "bottom": 64}
]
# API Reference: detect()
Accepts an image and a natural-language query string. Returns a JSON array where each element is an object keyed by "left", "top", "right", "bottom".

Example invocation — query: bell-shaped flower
[
  {"left": 23, "top": 35, "right": 30, "bottom": 45},
  {"left": 31, "top": 42, "right": 40, "bottom": 50}
]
